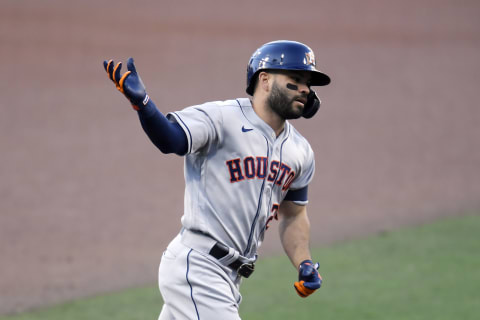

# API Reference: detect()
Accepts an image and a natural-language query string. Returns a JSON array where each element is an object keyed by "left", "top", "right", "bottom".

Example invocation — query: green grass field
[{"left": 3, "top": 214, "right": 479, "bottom": 320}]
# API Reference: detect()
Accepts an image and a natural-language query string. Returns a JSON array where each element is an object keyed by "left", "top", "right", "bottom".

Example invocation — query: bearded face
[{"left": 266, "top": 79, "right": 306, "bottom": 120}]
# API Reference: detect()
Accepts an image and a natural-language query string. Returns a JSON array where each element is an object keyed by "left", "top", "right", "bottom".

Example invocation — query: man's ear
[{"left": 257, "top": 71, "right": 271, "bottom": 92}]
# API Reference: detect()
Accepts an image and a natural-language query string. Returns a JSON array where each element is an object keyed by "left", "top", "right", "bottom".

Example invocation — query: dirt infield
[{"left": 1, "top": 0, "right": 479, "bottom": 315}]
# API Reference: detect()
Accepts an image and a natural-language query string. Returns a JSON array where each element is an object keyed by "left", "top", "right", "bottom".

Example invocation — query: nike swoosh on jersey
[{"left": 242, "top": 126, "right": 253, "bottom": 132}]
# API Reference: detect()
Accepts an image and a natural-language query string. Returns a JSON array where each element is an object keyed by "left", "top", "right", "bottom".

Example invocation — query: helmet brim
[
  {"left": 310, "top": 70, "right": 331, "bottom": 87},
  {"left": 246, "top": 69, "right": 331, "bottom": 95}
]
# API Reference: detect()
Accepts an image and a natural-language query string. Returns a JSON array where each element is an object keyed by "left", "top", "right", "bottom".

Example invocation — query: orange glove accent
[
  {"left": 294, "top": 280, "right": 317, "bottom": 298},
  {"left": 103, "top": 58, "right": 147, "bottom": 111},
  {"left": 118, "top": 71, "right": 131, "bottom": 94}
]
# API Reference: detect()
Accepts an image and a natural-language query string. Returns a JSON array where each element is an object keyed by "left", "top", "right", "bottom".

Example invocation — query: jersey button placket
[
  {"left": 264, "top": 185, "right": 271, "bottom": 195},
  {"left": 264, "top": 143, "right": 275, "bottom": 199},
  {"left": 266, "top": 145, "right": 279, "bottom": 198}
]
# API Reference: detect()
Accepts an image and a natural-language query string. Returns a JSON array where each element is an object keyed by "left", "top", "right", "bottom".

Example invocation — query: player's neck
[{"left": 251, "top": 97, "right": 285, "bottom": 137}]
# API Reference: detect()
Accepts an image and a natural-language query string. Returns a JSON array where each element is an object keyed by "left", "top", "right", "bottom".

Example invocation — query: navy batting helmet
[{"left": 246, "top": 40, "right": 330, "bottom": 95}]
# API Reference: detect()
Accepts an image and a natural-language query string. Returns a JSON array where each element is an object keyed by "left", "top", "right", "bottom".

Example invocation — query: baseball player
[{"left": 104, "top": 40, "right": 330, "bottom": 320}]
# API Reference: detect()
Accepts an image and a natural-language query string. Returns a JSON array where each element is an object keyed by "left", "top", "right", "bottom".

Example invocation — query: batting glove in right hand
[
  {"left": 294, "top": 260, "right": 322, "bottom": 298},
  {"left": 103, "top": 57, "right": 149, "bottom": 110}
]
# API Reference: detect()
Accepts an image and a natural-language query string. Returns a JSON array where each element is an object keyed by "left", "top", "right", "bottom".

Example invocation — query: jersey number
[{"left": 265, "top": 203, "right": 280, "bottom": 230}]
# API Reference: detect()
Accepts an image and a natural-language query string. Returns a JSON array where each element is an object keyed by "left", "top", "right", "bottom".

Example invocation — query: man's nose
[{"left": 298, "top": 83, "right": 310, "bottom": 95}]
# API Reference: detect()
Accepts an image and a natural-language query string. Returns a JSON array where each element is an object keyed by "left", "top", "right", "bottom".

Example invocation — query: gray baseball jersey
[{"left": 167, "top": 98, "right": 315, "bottom": 260}]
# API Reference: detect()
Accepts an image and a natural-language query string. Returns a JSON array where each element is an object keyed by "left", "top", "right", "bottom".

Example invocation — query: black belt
[{"left": 209, "top": 243, "right": 255, "bottom": 278}]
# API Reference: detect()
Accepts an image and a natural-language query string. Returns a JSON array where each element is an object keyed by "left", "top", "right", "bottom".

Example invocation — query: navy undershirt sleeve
[
  {"left": 136, "top": 99, "right": 188, "bottom": 155},
  {"left": 284, "top": 185, "right": 309, "bottom": 202}
]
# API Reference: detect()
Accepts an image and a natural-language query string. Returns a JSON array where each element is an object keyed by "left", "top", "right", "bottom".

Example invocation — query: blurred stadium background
[{"left": 1, "top": 0, "right": 479, "bottom": 314}]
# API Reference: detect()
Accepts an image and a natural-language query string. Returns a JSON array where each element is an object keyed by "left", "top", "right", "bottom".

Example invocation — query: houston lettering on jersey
[{"left": 226, "top": 156, "right": 295, "bottom": 191}]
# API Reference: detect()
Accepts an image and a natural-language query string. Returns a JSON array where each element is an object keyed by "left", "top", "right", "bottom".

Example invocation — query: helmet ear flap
[
  {"left": 247, "top": 72, "right": 259, "bottom": 96},
  {"left": 302, "top": 91, "right": 321, "bottom": 119}
]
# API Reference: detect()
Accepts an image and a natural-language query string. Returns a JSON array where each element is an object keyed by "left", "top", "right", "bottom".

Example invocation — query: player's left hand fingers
[
  {"left": 104, "top": 59, "right": 114, "bottom": 81},
  {"left": 127, "top": 57, "right": 137, "bottom": 74},
  {"left": 113, "top": 61, "right": 123, "bottom": 86},
  {"left": 112, "top": 61, "right": 133, "bottom": 95},
  {"left": 103, "top": 57, "right": 148, "bottom": 110}
]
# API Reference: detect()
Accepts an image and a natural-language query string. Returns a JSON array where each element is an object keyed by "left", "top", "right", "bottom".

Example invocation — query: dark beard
[{"left": 266, "top": 81, "right": 303, "bottom": 120}]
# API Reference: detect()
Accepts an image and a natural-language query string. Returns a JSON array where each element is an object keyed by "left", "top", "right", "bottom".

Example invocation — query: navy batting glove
[
  {"left": 294, "top": 259, "right": 322, "bottom": 298},
  {"left": 103, "top": 57, "right": 149, "bottom": 110},
  {"left": 302, "top": 90, "right": 321, "bottom": 119}
]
